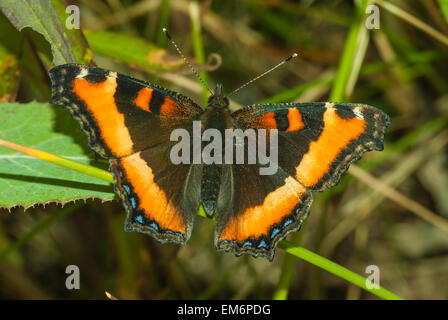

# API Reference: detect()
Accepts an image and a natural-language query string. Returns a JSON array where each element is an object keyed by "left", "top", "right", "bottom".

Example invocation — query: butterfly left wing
[
  {"left": 49, "top": 64, "right": 204, "bottom": 244},
  {"left": 49, "top": 64, "right": 203, "bottom": 158},
  {"left": 110, "top": 146, "right": 202, "bottom": 244}
]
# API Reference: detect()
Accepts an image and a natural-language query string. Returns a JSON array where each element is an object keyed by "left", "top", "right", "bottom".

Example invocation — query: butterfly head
[{"left": 207, "top": 83, "right": 229, "bottom": 109}]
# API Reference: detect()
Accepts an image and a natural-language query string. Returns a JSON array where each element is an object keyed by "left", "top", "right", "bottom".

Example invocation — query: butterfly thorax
[
  {"left": 206, "top": 83, "right": 229, "bottom": 109},
  {"left": 200, "top": 84, "right": 234, "bottom": 133}
]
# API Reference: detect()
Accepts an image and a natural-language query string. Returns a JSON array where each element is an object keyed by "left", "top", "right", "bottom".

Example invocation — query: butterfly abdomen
[{"left": 200, "top": 106, "right": 234, "bottom": 217}]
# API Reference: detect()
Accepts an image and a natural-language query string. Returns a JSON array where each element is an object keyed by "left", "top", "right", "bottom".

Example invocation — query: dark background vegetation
[{"left": 0, "top": 0, "right": 447, "bottom": 299}]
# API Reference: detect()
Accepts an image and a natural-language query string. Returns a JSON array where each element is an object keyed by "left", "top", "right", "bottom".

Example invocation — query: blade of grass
[
  {"left": 278, "top": 241, "right": 404, "bottom": 300},
  {"left": 330, "top": 0, "right": 371, "bottom": 101},
  {"left": 189, "top": 1, "right": 209, "bottom": 105},
  {"left": 155, "top": 0, "right": 171, "bottom": 47},
  {"left": 375, "top": 0, "right": 448, "bottom": 47}
]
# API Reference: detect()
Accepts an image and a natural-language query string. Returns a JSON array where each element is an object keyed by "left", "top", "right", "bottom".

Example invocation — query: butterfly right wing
[
  {"left": 233, "top": 102, "right": 390, "bottom": 191},
  {"left": 214, "top": 101, "right": 389, "bottom": 260}
]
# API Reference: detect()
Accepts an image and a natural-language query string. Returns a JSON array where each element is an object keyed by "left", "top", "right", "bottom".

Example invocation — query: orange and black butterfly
[{"left": 49, "top": 62, "right": 389, "bottom": 261}]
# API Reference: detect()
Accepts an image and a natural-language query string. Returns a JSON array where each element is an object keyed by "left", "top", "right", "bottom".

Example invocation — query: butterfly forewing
[
  {"left": 233, "top": 102, "right": 390, "bottom": 191},
  {"left": 49, "top": 64, "right": 203, "bottom": 159}
]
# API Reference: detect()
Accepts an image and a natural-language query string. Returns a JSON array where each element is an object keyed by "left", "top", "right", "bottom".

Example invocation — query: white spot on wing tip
[
  {"left": 75, "top": 67, "right": 88, "bottom": 78},
  {"left": 353, "top": 107, "right": 365, "bottom": 120}
]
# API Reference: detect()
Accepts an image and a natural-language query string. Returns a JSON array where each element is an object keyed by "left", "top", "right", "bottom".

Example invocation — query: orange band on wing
[
  {"left": 286, "top": 108, "right": 304, "bottom": 132},
  {"left": 220, "top": 177, "right": 306, "bottom": 241},
  {"left": 133, "top": 87, "right": 153, "bottom": 112},
  {"left": 295, "top": 106, "right": 366, "bottom": 187},
  {"left": 258, "top": 112, "right": 277, "bottom": 129},
  {"left": 120, "top": 153, "right": 185, "bottom": 233},
  {"left": 160, "top": 97, "right": 182, "bottom": 116},
  {"left": 72, "top": 74, "right": 134, "bottom": 157}
]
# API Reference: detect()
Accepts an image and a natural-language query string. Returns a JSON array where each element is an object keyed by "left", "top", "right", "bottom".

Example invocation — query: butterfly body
[{"left": 49, "top": 64, "right": 390, "bottom": 261}]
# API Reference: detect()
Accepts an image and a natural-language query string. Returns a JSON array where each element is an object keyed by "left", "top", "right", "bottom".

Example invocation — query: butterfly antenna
[
  {"left": 228, "top": 53, "right": 298, "bottom": 97},
  {"left": 163, "top": 28, "right": 213, "bottom": 95}
]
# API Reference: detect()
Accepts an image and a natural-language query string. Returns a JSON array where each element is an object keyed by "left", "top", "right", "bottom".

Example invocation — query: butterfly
[{"left": 49, "top": 63, "right": 390, "bottom": 261}]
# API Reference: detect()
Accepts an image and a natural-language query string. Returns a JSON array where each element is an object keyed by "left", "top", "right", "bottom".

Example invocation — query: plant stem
[
  {"left": 278, "top": 241, "right": 404, "bottom": 300},
  {"left": 0, "top": 139, "right": 113, "bottom": 183}
]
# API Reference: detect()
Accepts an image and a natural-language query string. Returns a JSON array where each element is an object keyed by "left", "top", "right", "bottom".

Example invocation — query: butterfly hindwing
[
  {"left": 49, "top": 64, "right": 203, "bottom": 244},
  {"left": 214, "top": 163, "right": 312, "bottom": 261},
  {"left": 233, "top": 102, "right": 390, "bottom": 191},
  {"left": 110, "top": 145, "right": 202, "bottom": 244}
]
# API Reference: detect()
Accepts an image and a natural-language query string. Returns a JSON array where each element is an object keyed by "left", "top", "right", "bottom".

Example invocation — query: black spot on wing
[
  {"left": 149, "top": 90, "right": 165, "bottom": 115},
  {"left": 83, "top": 69, "right": 108, "bottom": 83},
  {"left": 273, "top": 104, "right": 326, "bottom": 179},
  {"left": 299, "top": 104, "right": 326, "bottom": 142},
  {"left": 274, "top": 109, "right": 289, "bottom": 131},
  {"left": 334, "top": 103, "right": 357, "bottom": 119},
  {"left": 112, "top": 75, "right": 158, "bottom": 152}
]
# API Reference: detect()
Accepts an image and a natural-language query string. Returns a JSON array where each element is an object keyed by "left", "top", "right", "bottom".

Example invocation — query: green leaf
[
  {"left": 0, "top": 0, "right": 76, "bottom": 65},
  {"left": 0, "top": 102, "right": 114, "bottom": 209},
  {"left": 51, "top": 0, "right": 92, "bottom": 65},
  {"left": 18, "top": 34, "right": 52, "bottom": 102},
  {"left": 85, "top": 30, "right": 184, "bottom": 71}
]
